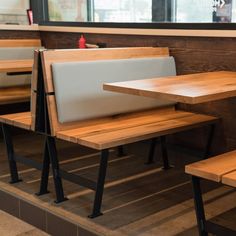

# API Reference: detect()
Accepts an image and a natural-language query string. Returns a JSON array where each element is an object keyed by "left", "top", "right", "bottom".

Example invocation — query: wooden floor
[{"left": 0, "top": 131, "right": 236, "bottom": 236}]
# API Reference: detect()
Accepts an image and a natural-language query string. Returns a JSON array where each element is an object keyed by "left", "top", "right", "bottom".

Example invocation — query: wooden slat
[
  {"left": 185, "top": 150, "right": 236, "bottom": 182},
  {"left": 0, "top": 112, "right": 31, "bottom": 130},
  {"left": 222, "top": 171, "right": 236, "bottom": 187},
  {"left": 0, "top": 39, "right": 41, "bottom": 47},
  {"left": 103, "top": 71, "right": 236, "bottom": 104},
  {"left": 41, "top": 47, "right": 170, "bottom": 136},
  {"left": 0, "top": 86, "right": 31, "bottom": 105},
  {"left": 0, "top": 59, "right": 33, "bottom": 73},
  {"left": 31, "top": 50, "right": 40, "bottom": 131},
  {"left": 57, "top": 108, "right": 217, "bottom": 150}
]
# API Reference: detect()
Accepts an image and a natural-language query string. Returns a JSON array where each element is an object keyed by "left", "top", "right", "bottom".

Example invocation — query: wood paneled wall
[{"left": 0, "top": 30, "right": 40, "bottom": 39}]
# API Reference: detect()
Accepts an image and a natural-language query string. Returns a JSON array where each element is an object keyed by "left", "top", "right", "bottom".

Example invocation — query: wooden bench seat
[
  {"left": 186, "top": 150, "right": 236, "bottom": 235},
  {"left": 185, "top": 150, "right": 236, "bottom": 183},
  {"left": 0, "top": 111, "right": 31, "bottom": 130},
  {"left": 0, "top": 47, "right": 219, "bottom": 219},
  {"left": 57, "top": 107, "right": 217, "bottom": 150},
  {"left": 0, "top": 86, "right": 31, "bottom": 105},
  {"left": 222, "top": 171, "right": 236, "bottom": 187},
  {"left": 0, "top": 39, "right": 41, "bottom": 106}
]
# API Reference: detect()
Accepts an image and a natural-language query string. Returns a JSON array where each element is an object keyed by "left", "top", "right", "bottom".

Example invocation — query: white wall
[{"left": 0, "top": 0, "right": 30, "bottom": 25}]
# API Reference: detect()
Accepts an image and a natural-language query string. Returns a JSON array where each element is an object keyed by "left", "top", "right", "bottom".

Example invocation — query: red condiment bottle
[{"left": 78, "top": 35, "right": 86, "bottom": 49}]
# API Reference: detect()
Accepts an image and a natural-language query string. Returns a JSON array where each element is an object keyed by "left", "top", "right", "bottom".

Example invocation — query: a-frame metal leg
[
  {"left": 117, "top": 145, "right": 125, "bottom": 157},
  {"left": 89, "top": 149, "right": 109, "bottom": 218},
  {"left": 160, "top": 136, "right": 171, "bottom": 170},
  {"left": 146, "top": 138, "right": 157, "bottom": 164},
  {"left": 46, "top": 136, "right": 67, "bottom": 203},
  {"left": 203, "top": 124, "right": 215, "bottom": 159},
  {"left": 192, "top": 176, "right": 208, "bottom": 236},
  {"left": 1, "top": 124, "right": 22, "bottom": 184},
  {"left": 36, "top": 138, "right": 50, "bottom": 196}
]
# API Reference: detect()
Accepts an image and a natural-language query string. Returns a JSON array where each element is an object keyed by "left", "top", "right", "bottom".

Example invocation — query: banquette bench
[
  {"left": 0, "top": 39, "right": 41, "bottom": 106},
  {"left": 0, "top": 47, "right": 218, "bottom": 218},
  {"left": 186, "top": 151, "right": 236, "bottom": 235}
]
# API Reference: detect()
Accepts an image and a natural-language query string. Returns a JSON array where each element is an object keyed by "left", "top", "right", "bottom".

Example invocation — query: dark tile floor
[{"left": 0, "top": 131, "right": 235, "bottom": 236}]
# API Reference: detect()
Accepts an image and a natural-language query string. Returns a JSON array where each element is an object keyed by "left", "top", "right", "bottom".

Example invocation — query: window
[
  {"left": 93, "top": 0, "right": 152, "bottom": 23},
  {"left": 48, "top": 0, "right": 89, "bottom": 21},
  {"left": 35, "top": 0, "right": 236, "bottom": 29},
  {"left": 48, "top": 0, "right": 152, "bottom": 22}
]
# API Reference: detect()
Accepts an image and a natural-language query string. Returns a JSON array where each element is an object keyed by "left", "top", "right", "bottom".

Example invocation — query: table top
[
  {"left": 0, "top": 59, "right": 33, "bottom": 73},
  {"left": 103, "top": 71, "right": 236, "bottom": 104}
]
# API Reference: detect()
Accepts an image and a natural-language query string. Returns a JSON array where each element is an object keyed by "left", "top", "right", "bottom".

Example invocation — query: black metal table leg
[
  {"left": 36, "top": 137, "right": 50, "bottom": 196},
  {"left": 146, "top": 138, "right": 157, "bottom": 164},
  {"left": 46, "top": 136, "right": 67, "bottom": 203},
  {"left": 117, "top": 145, "right": 125, "bottom": 157},
  {"left": 1, "top": 124, "right": 22, "bottom": 184},
  {"left": 160, "top": 136, "right": 172, "bottom": 170},
  {"left": 203, "top": 124, "right": 215, "bottom": 159},
  {"left": 192, "top": 176, "right": 208, "bottom": 236},
  {"left": 89, "top": 149, "right": 109, "bottom": 218}
]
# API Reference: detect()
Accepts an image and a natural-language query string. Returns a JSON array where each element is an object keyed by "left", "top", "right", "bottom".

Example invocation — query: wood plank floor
[{"left": 0, "top": 131, "right": 235, "bottom": 236}]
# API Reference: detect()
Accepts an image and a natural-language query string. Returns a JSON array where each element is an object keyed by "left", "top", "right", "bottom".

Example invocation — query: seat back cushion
[
  {"left": 52, "top": 57, "right": 176, "bottom": 123},
  {"left": 0, "top": 47, "right": 43, "bottom": 88}
]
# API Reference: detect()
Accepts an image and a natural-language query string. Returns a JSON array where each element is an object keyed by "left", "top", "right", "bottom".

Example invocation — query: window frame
[{"left": 32, "top": 0, "right": 236, "bottom": 30}]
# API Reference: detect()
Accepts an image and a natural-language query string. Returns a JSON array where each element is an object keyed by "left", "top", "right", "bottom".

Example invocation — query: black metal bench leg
[
  {"left": 117, "top": 145, "right": 125, "bottom": 157},
  {"left": 203, "top": 124, "right": 215, "bottom": 159},
  {"left": 1, "top": 124, "right": 22, "bottom": 184},
  {"left": 146, "top": 138, "right": 157, "bottom": 164},
  {"left": 160, "top": 136, "right": 172, "bottom": 170},
  {"left": 46, "top": 136, "right": 67, "bottom": 203},
  {"left": 36, "top": 138, "right": 50, "bottom": 196},
  {"left": 192, "top": 176, "right": 208, "bottom": 236},
  {"left": 89, "top": 149, "right": 109, "bottom": 218}
]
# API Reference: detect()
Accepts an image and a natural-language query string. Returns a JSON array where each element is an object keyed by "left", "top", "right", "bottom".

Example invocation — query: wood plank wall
[
  {"left": 1, "top": 29, "right": 234, "bottom": 153},
  {"left": 0, "top": 30, "right": 40, "bottom": 39}
]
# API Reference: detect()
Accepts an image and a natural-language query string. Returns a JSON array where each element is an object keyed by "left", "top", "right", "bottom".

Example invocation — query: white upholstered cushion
[
  {"left": 52, "top": 57, "right": 176, "bottom": 123},
  {"left": 0, "top": 47, "right": 43, "bottom": 88}
]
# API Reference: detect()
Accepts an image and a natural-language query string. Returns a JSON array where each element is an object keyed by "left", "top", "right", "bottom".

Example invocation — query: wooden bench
[
  {"left": 0, "top": 39, "right": 41, "bottom": 105},
  {"left": 0, "top": 47, "right": 218, "bottom": 218},
  {"left": 185, "top": 151, "right": 236, "bottom": 235}
]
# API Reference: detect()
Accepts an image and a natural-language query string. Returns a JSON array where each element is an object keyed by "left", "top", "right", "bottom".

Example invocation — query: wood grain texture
[
  {"left": 0, "top": 134, "right": 235, "bottom": 236},
  {"left": 185, "top": 150, "right": 236, "bottom": 182},
  {"left": 0, "top": 60, "right": 33, "bottom": 73},
  {"left": 31, "top": 51, "right": 40, "bottom": 131},
  {"left": 0, "top": 51, "right": 39, "bottom": 130},
  {"left": 39, "top": 32, "right": 234, "bottom": 152},
  {"left": 0, "top": 86, "right": 31, "bottom": 105},
  {"left": 222, "top": 171, "right": 236, "bottom": 187},
  {"left": 0, "top": 31, "right": 40, "bottom": 40},
  {"left": 104, "top": 71, "right": 236, "bottom": 104},
  {"left": 0, "top": 39, "right": 41, "bottom": 47},
  {"left": 57, "top": 108, "right": 217, "bottom": 150},
  {"left": 0, "top": 112, "right": 31, "bottom": 130},
  {"left": 41, "top": 47, "right": 169, "bottom": 136}
]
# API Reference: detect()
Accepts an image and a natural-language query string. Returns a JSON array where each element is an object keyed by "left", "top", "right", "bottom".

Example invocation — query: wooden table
[
  {"left": 104, "top": 71, "right": 236, "bottom": 104},
  {"left": 0, "top": 59, "right": 33, "bottom": 73}
]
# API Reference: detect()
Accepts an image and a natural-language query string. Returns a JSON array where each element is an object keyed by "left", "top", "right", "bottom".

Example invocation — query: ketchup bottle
[{"left": 78, "top": 35, "right": 86, "bottom": 49}]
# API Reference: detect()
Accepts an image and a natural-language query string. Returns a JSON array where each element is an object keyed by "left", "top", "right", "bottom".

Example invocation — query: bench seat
[
  {"left": 186, "top": 150, "right": 236, "bottom": 235},
  {"left": 0, "top": 106, "right": 218, "bottom": 150},
  {"left": 185, "top": 150, "right": 236, "bottom": 183},
  {"left": 0, "top": 39, "right": 42, "bottom": 106},
  {"left": 0, "top": 86, "right": 31, "bottom": 105},
  {"left": 56, "top": 107, "right": 218, "bottom": 150},
  {"left": 222, "top": 171, "right": 236, "bottom": 187},
  {"left": 0, "top": 111, "right": 31, "bottom": 130}
]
